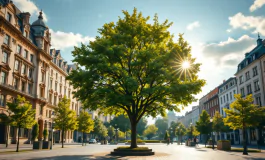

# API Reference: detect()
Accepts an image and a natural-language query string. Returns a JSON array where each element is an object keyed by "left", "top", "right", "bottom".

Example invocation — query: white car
[{"left": 89, "top": 139, "right": 97, "bottom": 144}]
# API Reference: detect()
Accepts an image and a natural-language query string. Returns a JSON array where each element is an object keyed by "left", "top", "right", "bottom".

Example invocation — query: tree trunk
[
  {"left": 61, "top": 129, "right": 64, "bottom": 148},
  {"left": 205, "top": 134, "right": 208, "bottom": 147},
  {"left": 16, "top": 127, "right": 20, "bottom": 152},
  {"left": 242, "top": 127, "right": 248, "bottom": 155},
  {"left": 82, "top": 132, "right": 84, "bottom": 146},
  {"left": 130, "top": 121, "right": 137, "bottom": 148},
  {"left": 6, "top": 125, "right": 9, "bottom": 148}
]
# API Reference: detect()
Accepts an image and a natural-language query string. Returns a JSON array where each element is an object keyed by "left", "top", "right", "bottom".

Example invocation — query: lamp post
[
  {"left": 210, "top": 119, "right": 214, "bottom": 150},
  {"left": 170, "top": 127, "right": 173, "bottom": 144},
  {"left": 190, "top": 122, "right": 193, "bottom": 139},
  {"left": 50, "top": 111, "right": 54, "bottom": 150}
]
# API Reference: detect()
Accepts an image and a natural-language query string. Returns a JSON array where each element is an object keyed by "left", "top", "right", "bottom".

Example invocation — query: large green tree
[
  {"left": 67, "top": 8, "right": 205, "bottom": 148},
  {"left": 196, "top": 110, "right": 212, "bottom": 147},
  {"left": 110, "top": 115, "right": 130, "bottom": 132},
  {"left": 91, "top": 117, "right": 108, "bottom": 139},
  {"left": 143, "top": 124, "right": 158, "bottom": 140},
  {"left": 54, "top": 96, "right": 78, "bottom": 148},
  {"left": 155, "top": 118, "right": 168, "bottom": 139},
  {"left": 224, "top": 94, "right": 265, "bottom": 155},
  {"left": 175, "top": 122, "right": 186, "bottom": 144},
  {"left": 77, "top": 111, "right": 94, "bottom": 146},
  {"left": 6, "top": 96, "right": 36, "bottom": 152}
]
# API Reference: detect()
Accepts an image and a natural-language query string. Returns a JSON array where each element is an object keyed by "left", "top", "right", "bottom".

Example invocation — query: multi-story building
[
  {"left": 203, "top": 87, "right": 219, "bottom": 118},
  {"left": 218, "top": 77, "right": 239, "bottom": 144},
  {"left": 198, "top": 95, "right": 207, "bottom": 116},
  {"left": 191, "top": 106, "right": 199, "bottom": 125},
  {"left": 235, "top": 35, "right": 265, "bottom": 145},
  {"left": 167, "top": 111, "right": 180, "bottom": 128},
  {"left": 0, "top": 0, "right": 80, "bottom": 144}
]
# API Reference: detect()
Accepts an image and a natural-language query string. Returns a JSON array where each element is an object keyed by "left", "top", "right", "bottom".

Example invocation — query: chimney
[{"left": 20, "top": 12, "right": 31, "bottom": 25}]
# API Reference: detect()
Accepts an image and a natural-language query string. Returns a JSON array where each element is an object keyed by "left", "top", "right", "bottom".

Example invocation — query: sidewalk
[
  {"left": 0, "top": 143, "right": 84, "bottom": 153},
  {"left": 199, "top": 143, "right": 265, "bottom": 151}
]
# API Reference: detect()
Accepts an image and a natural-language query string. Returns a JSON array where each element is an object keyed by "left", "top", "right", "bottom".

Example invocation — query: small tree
[
  {"left": 77, "top": 111, "right": 94, "bottom": 146},
  {"left": 175, "top": 123, "right": 186, "bottom": 144},
  {"left": 43, "top": 128, "right": 48, "bottom": 141},
  {"left": 164, "top": 130, "right": 170, "bottom": 140},
  {"left": 224, "top": 94, "right": 265, "bottom": 155},
  {"left": 212, "top": 111, "right": 228, "bottom": 140},
  {"left": 7, "top": 95, "right": 36, "bottom": 152},
  {"left": 108, "top": 126, "right": 115, "bottom": 141},
  {"left": 31, "top": 123, "right": 39, "bottom": 142},
  {"left": 143, "top": 125, "right": 158, "bottom": 140},
  {"left": 92, "top": 117, "right": 108, "bottom": 140},
  {"left": 196, "top": 110, "right": 212, "bottom": 147},
  {"left": 54, "top": 96, "right": 78, "bottom": 148}
]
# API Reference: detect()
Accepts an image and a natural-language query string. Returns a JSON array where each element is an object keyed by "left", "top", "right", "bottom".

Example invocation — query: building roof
[
  {"left": 236, "top": 36, "right": 265, "bottom": 73},
  {"left": 218, "top": 77, "right": 236, "bottom": 89},
  {"left": 31, "top": 11, "right": 47, "bottom": 28}
]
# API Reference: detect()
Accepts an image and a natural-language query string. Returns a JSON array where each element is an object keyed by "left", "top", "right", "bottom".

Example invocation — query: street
[{"left": 0, "top": 143, "right": 265, "bottom": 160}]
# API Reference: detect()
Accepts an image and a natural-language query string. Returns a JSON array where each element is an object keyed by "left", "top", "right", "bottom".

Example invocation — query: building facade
[
  {"left": 191, "top": 106, "right": 199, "bottom": 125},
  {"left": 0, "top": 0, "right": 80, "bottom": 144},
  {"left": 235, "top": 36, "right": 265, "bottom": 145},
  {"left": 203, "top": 87, "right": 219, "bottom": 118}
]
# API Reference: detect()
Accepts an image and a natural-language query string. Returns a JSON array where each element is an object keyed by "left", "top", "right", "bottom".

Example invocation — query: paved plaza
[{"left": 0, "top": 143, "right": 265, "bottom": 160}]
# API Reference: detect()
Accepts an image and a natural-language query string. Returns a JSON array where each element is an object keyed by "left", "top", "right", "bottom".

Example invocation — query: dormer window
[
  {"left": 253, "top": 54, "right": 256, "bottom": 60},
  {"left": 6, "top": 12, "right": 12, "bottom": 22},
  {"left": 53, "top": 57, "right": 56, "bottom": 64},
  {"left": 245, "top": 60, "right": 248, "bottom": 65}
]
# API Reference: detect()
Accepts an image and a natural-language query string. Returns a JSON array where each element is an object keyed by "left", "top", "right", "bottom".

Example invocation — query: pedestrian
[{"left": 167, "top": 138, "right": 170, "bottom": 145}]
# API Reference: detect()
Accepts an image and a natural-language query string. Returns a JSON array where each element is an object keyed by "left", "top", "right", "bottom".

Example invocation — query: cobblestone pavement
[{"left": 0, "top": 143, "right": 265, "bottom": 160}]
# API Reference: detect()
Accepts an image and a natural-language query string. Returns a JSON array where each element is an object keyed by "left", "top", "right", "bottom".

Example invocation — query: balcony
[{"left": 0, "top": 82, "right": 35, "bottom": 98}]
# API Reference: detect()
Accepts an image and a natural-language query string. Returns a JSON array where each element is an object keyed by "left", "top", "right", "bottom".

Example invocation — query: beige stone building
[{"left": 0, "top": 1, "right": 80, "bottom": 144}]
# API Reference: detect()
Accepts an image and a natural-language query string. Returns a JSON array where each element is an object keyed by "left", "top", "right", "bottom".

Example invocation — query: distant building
[{"left": 167, "top": 111, "right": 180, "bottom": 128}]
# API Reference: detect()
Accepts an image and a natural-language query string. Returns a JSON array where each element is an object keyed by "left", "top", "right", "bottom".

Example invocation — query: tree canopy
[
  {"left": 212, "top": 111, "right": 230, "bottom": 136},
  {"left": 6, "top": 96, "right": 36, "bottom": 152},
  {"left": 67, "top": 8, "right": 205, "bottom": 148},
  {"left": 155, "top": 118, "right": 168, "bottom": 134},
  {"left": 91, "top": 117, "right": 108, "bottom": 138},
  {"left": 136, "top": 117, "right": 148, "bottom": 135},
  {"left": 143, "top": 124, "right": 158, "bottom": 140},
  {"left": 110, "top": 115, "right": 130, "bottom": 132},
  {"left": 54, "top": 96, "right": 78, "bottom": 148}
]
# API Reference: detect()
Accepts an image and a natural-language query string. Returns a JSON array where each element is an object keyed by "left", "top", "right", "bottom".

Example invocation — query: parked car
[{"left": 89, "top": 139, "right": 97, "bottom": 144}]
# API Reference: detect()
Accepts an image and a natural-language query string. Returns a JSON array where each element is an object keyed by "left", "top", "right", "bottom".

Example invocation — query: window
[
  {"left": 6, "top": 12, "right": 12, "bottom": 22},
  {"left": 46, "top": 110, "right": 48, "bottom": 117},
  {"left": 245, "top": 71, "right": 250, "bottom": 80},
  {"left": 0, "top": 94, "right": 6, "bottom": 107},
  {"left": 21, "top": 64, "right": 26, "bottom": 74},
  {"left": 256, "top": 96, "right": 262, "bottom": 107},
  {"left": 220, "top": 97, "right": 222, "bottom": 104},
  {"left": 21, "top": 81, "right": 26, "bottom": 92},
  {"left": 28, "top": 83, "right": 32, "bottom": 94},
  {"left": 55, "top": 82, "right": 58, "bottom": 91},
  {"left": 30, "top": 54, "right": 33, "bottom": 63},
  {"left": 64, "top": 88, "right": 66, "bottom": 95},
  {"left": 68, "top": 90, "right": 70, "bottom": 98},
  {"left": 15, "top": 60, "right": 19, "bottom": 71},
  {"left": 233, "top": 90, "right": 236, "bottom": 95},
  {"left": 240, "top": 88, "right": 245, "bottom": 96},
  {"left": 59, "top": 85, "right": 62, "bottom": 94},
  {"left": 56, "top": 73, "right": 58, "bottom": 79},
  {"left": 2, "top": 51, "right": 8, "bottom": 63},
  {"left": 41, "top": 72, "right": 45, "bottom": 82},
  {"left": 49, "top": 94, "right": 52, "bottom": 103},
  {"left": 60, "top": 76, "right": 62, "bottom": 82},
  {"left": 28, "top": 68, "right": 33, "bottom": 78},
  {"left": 253, "top": 66, "right": 258, "bottom": 77},
  {"left": 51, "top": 69, "right": 53, "bottom": 75},
  {"left": 224, "top": 95, "right": 226, "bottom": 103},
  {"left": 1, "top": 72, "right": 7, "bottom": 84},
  {"left": 16, "top": 45, "right": 21, "bottom": 54},
  {"left": 247, "top": 84, "right": 252, "bottom": 94},
  {"left": 13, "top": 78, "right": 18, "bottom": 89},
  {"left": 226, "top": 94, "right": 228, "bottom": 102},
  {"left": 230, "top": 92, "right": 232, "bottom": 100},
  {"left": 254, "top": 81, "right": 260, "bottom": 91},
  {"left": 239, "top": 76, "right": 244, "bottom": 84},
  {"left": 40, "top": 87, "right": 44, "bottom": 97},
  {"left": 39, "top": 105, "right": 43, "bottom": 115},
  {"left": 50, "top": 79, "right": 53, "bottom": 89},
  {"left": 4, "top": 34, "right": 10, "bottom": 45},
  {"left": 23, "top": 50, "right": 28, "bottom": 59},
  {"left": 54, "top": 95, "right": 57, "bottom": 105},
  {"left": 250, "top": 128, "right": 256, "bottom": 141},
  {"left": 53, "top": 57, "right": 56, "bottom": 64}
]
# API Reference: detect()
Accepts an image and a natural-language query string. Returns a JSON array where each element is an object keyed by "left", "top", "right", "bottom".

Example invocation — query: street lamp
[
  {"left": 170, "top": 127, "right": 173, "bottom": 144},
  {"left": 114, "top": 124, "right": 119, "bottom": 143},
  {"left": 210, "top": 119, "right": 214, "bottom": 150}
]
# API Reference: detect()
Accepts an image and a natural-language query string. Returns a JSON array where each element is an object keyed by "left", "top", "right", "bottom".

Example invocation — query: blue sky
[{"left": 13, "top": 0, "right": 265, "bottom": 124}]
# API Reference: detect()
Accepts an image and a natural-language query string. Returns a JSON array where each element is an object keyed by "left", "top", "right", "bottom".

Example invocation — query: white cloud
[
  {"left": 250, "top": 0, "right": 265, "bottom": 12},
  {"left": 229, "top": 12, "right": 265, "bottom": 36},
  {"left": 187, "top": 21, "right": 200, "bottom": 30},
  {"left": 50, "top": 29, "right": 95, "bottom": 50},
  {"left": 13, "top": 0, "right": 48, "bottom": 22},
  {"left": 226, "top": 29, "right": 232, "bottom": 33},
  {"left": 202, "top": 35, "right": 255, "bottom": 66}
]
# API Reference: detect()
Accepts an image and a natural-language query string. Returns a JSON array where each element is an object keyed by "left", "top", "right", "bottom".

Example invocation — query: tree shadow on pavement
[{"left": 26, "top": 155, "right": 125, "bottom": 160}]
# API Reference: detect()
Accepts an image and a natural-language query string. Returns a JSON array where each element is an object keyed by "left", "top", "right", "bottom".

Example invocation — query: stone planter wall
[
  {"left": 42, "top": 141, "right": 51, "bottom": 149},
  {"left": 217, "top": 141, "right": 231, "bottom": 151},
  {"left": 33, "top": 141, "right": 43, "bottom": 150}
]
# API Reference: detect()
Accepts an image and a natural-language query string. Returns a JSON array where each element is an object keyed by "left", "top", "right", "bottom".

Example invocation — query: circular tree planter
[{"left": 111, "top": 147, "right": 155, "bottom": 156}]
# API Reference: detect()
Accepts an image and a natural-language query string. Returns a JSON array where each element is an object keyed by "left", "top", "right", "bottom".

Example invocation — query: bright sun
[{"left": 182, "top": 61, "right": 190, "bottom": 69}]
